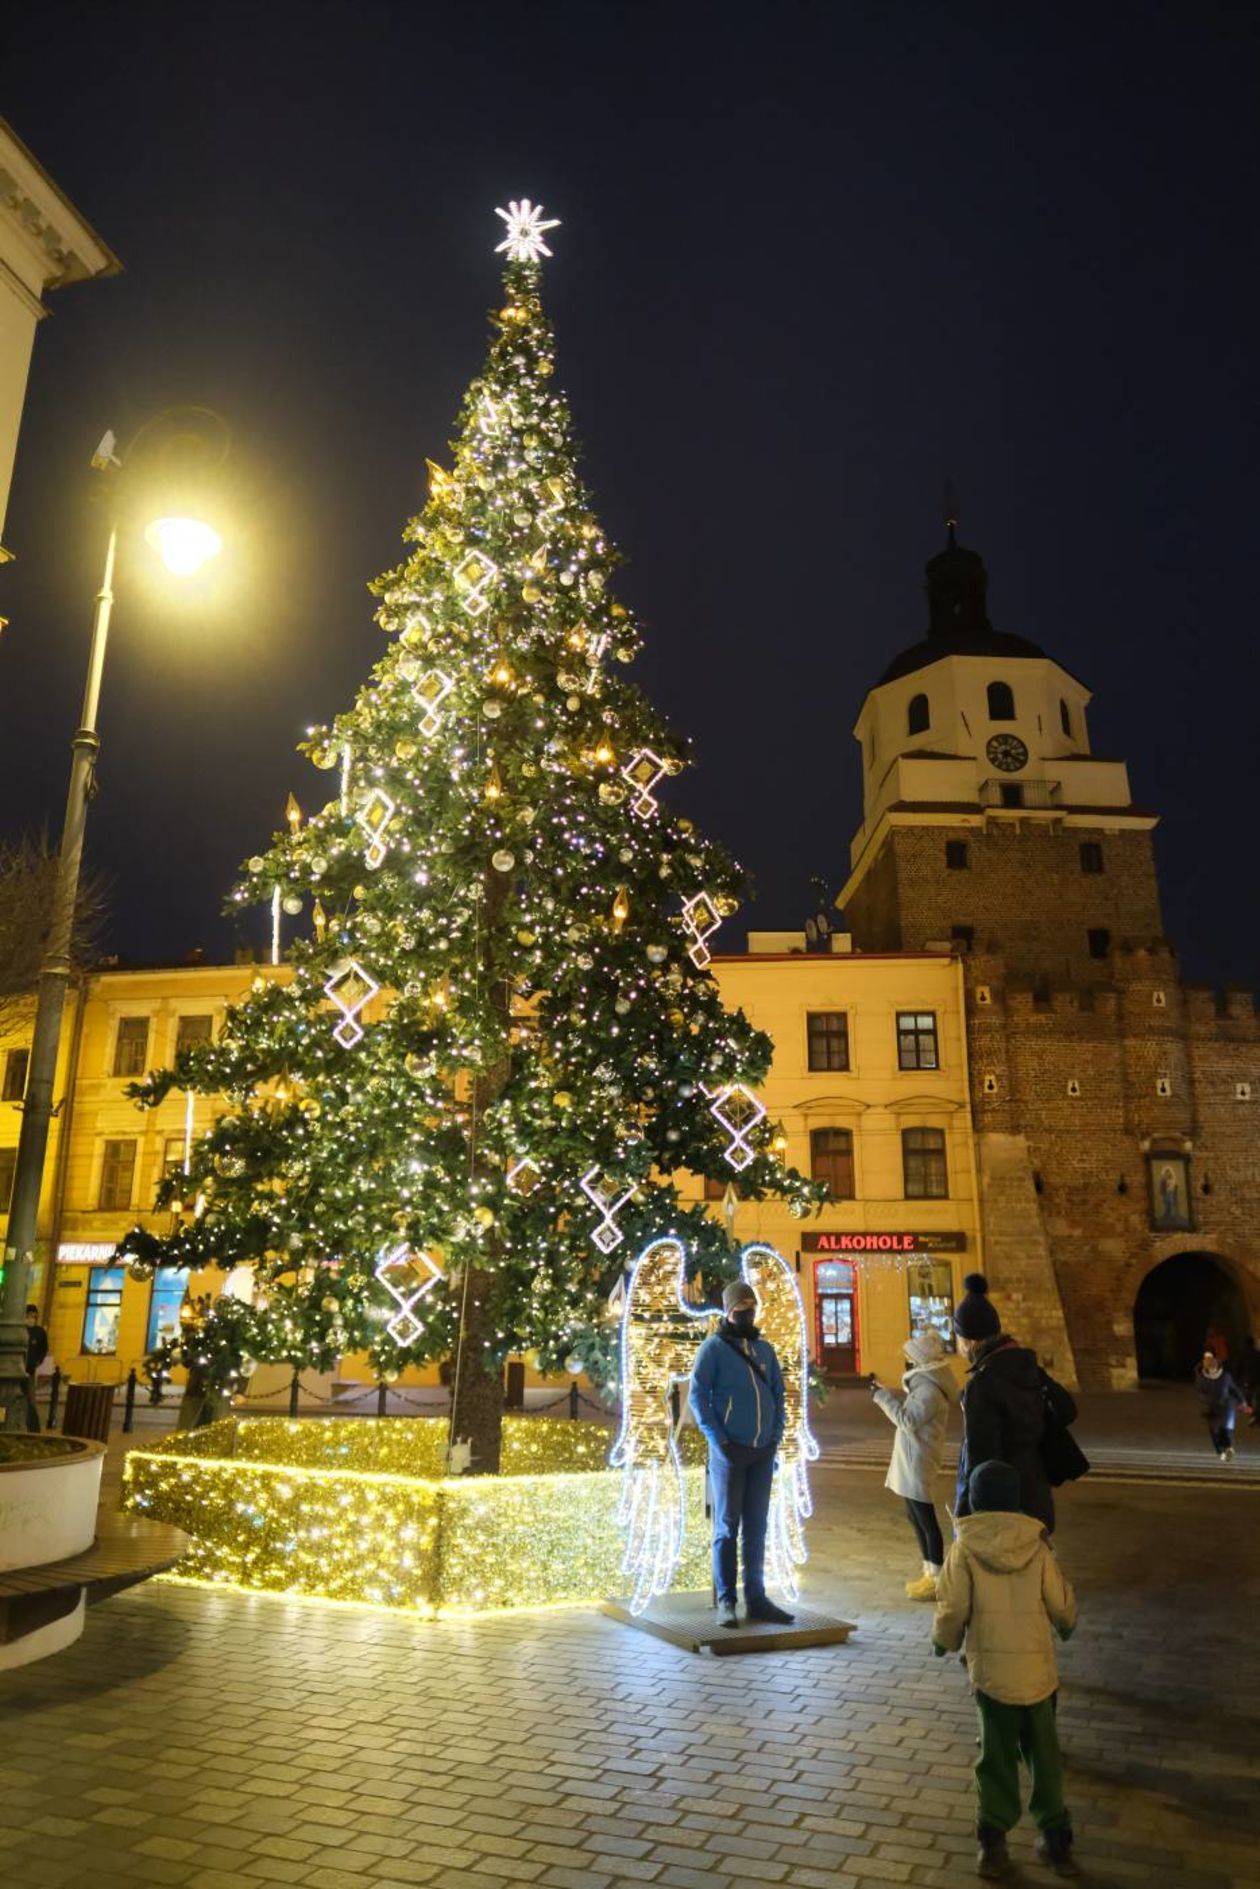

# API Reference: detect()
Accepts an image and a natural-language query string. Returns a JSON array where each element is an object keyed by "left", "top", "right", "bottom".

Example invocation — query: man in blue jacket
[{"left": 689, "top": 1278, "right": 794, "bottom": 1628}]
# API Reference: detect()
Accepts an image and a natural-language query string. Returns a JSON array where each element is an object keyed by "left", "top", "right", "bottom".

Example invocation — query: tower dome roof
[{"left": 879, "top": 524, "right": 1044, "bottom": 684}]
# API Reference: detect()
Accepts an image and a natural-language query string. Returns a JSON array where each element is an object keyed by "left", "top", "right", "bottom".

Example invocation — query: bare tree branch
[{"left": 0, "top": 832, "right": 110, "bottom": 1038}]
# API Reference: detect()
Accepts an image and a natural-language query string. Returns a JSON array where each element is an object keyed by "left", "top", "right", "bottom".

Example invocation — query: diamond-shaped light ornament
[
  {"left": 506, "top": 1157, "right": 543, "bottom": 1196},
  {"left": 681, "top": 891, "right": 723, "bottom": 969},
  {"left": 375, "top": 1242, "right": 444, "bottom": 1347},
  {"left": 324, "top": 958, "right": 379, "bottom": 1049},
  {"left": 620, "top": 749, "right": 668, "bottom": 820},
  {"left": 413, "top": 668, "right": 454, "bottom": 738},
  {"left": 453, "top": 548, "right": 498, "bottom": 619},
  {"left": 580, "top": 1167, "right": 638, "bottom": 1255},
  {"left": 704, "top": 1083, "right": 767, "bottom": 1172},
  {"left": 356, "top": 787, "right": 396, "bottom": 869}
]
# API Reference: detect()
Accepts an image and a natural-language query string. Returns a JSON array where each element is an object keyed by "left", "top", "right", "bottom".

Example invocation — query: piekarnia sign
[{"left": 800, "top": 1231, "right": 967, "bottom": 1254}]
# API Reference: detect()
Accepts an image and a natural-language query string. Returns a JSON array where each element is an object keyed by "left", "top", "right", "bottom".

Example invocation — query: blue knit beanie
[{"left": 968, "top": 1460, "right": 1021, "bottom": 1513}]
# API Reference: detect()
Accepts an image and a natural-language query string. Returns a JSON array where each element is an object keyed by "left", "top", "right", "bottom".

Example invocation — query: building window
[
  {"left": 897, "top": 1011, "right": 939, "bottom": 1070},
  {"left": 83, "top": 1266, "right": 125, "bottom": 1356},
  {"left": 113, "top": 1016, "right": 150, "bottom": 1078},
  {"left": 810, "top": 1128, "right": 855, "bottom": 1198},
  {"left": 951, "top": 925, "right": 975, "bottom": 952},
  {"left": 945, "top": 839, "right": 969, "bottom": 870},
  {"left": 806, "top": 1011, "right": 850, "bottom": 1071},
  {"left": 175, "top": 1014, "right": 213, "bottom": 1054},
  {"left": 163, "top": 1134, "right": 189, "bottom": 1181},
  {"left": 1059, "top": 698, "right": 1072, "bottom": 737},
  {"left": 2, "top": 1048, "right": 30, "bottom": 1102},
  {"left": 1087, "top": 927, "right": 1111, "bottom": 960},
  {"left": 1079, "top": 841, "right": 1103, "bottom": 874},
  {"left": 908, "top": 1257, "right": 956, "bottom": 1350},
  {"left": 999, "top": 783, "right": 1023, "bottom": 808},
  {"left": 0, "top": 1146, "right": 16, "bottom": 1212},
  {"left": 146, "top": 1268, "right": 190, "bottom": 1352},
  {"left": 1147, "top": 1153, "right": 1192, "bottom": 1232},
  {"left": 98, "top": 1138, "right": 137, "bottom": 1211},
  {"left": 903, "top": 1127, "right": 948, "bottom": 1198},
  {"left": 987, "top": 680, "right": 1015, "bottom": 721},
  {"left": 907, "top": 693, "right": 930, "bottom": 736}
]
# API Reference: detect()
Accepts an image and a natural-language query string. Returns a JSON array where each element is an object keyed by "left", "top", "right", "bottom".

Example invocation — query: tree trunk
[{"left": 449, "top": 1263, "right": 504, "bottom": 1473}]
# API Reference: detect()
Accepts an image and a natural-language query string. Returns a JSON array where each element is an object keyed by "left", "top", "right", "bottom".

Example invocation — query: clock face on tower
[{"left": 986, "top": 733, "right": 1029, "bottom": 773}]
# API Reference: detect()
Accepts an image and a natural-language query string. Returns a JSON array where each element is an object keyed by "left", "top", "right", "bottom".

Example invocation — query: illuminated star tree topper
[{"left": 495, "top": 198, "right": 561, "bottom": 263}]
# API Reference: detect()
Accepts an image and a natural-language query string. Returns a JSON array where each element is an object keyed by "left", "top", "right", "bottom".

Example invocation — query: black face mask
[{"left": 729, "top": 1307, "right": 756, "bottom": 1332}]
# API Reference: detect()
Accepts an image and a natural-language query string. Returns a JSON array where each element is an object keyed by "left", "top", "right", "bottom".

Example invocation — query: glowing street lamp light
[
  {"left": 0, "top": 409, "right": 231, "bottom": 1432},
  {"left": 144, "top": 514, "right": 223, "bottom": 577}
]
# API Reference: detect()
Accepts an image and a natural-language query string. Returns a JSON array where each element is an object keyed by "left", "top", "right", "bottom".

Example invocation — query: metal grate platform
[{"left": 601, "top": 1591, "right": 856, "bottom": 1654}]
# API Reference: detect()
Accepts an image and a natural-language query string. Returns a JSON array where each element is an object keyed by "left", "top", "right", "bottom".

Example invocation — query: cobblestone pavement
[{"left": 2, "top": 1467, "right": 1256, "bottom": 1889}]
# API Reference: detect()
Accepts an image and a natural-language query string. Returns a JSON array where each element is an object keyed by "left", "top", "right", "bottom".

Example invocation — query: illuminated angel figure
[{"left": 609, "top": 1237, "right": 819, "bottom": 1615}]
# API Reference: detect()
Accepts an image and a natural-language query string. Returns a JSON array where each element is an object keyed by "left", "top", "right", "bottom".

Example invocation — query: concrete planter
[{"left": 0, "top": 1436, "right": 105, "bottom": 1669}]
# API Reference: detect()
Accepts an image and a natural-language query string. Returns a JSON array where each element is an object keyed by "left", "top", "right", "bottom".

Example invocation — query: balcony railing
[{"left": 979, "top": 777, "right": 1061, "bottom": 810}]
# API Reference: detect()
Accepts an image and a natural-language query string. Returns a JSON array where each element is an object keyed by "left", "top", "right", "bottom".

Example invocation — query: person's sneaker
[
  {"left": 976, "top": 1833, "right": 1012, "bottom": 1879},
  {"left": 1034, "top": 1830, "right": 1082, "bottom": 1877},
  {"left": 746, "top": 1598, "right": 795, "bottom": 1624},
  {"left": 905, "top": 1573, "right": 938, "bottom": 1601},
  {"left": 1224, "top": 1446, "right": 1236, "bottom": 1461},
  {"left": 716, "top": 1599, "right": 740, "bottom": 1629}
]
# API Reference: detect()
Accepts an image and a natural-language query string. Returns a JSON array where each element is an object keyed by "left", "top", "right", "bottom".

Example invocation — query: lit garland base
[{"left": 122, "top": 1417, "right": 709, "bottom": 1616}]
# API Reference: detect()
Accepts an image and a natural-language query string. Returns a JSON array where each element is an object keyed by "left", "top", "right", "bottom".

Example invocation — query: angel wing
[
  {"left": 741, "top": 1241, "right": 820, "bottom": 1603},
  {"left": 609, "top": 1236, "right": 710, "bottom": 1613}
]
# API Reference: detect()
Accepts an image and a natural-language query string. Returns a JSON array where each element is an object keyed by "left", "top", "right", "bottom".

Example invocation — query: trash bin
[{"left": 61, "top": 1381, "right": 116, "bottom": 1443}]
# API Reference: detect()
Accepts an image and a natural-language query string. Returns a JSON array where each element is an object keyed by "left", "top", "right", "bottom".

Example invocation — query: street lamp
[{"left": 0, "top": 410, "right": 228, "bottom": 1431}]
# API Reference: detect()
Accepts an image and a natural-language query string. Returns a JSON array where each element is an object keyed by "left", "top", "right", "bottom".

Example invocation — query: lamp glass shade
[{"left": 144, "top": 515, "right": 223, "bottom": 577}]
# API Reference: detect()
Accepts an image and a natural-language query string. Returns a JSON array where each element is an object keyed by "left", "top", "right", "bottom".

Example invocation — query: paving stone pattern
[{"left": 1, "top": 1468, "right": 1256, "bottom": 1889}]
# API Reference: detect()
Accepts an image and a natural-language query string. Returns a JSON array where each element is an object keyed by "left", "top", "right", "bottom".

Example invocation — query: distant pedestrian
[
  {"left": 23, "top": 1303, "right": 48, "bottom": 1433},
  {"left": 1194, "top": 1350, "right": 1245, "bottom": 1461},
  {"left": 933, "top": 1459, "right": 1081, "bottom": 1880},
  {"left": 952, "top": 1276, "right": 1078, "bottom": 1534},
  {"left": 870, "top": 1326, "right": 955, "bottom": 1601}
]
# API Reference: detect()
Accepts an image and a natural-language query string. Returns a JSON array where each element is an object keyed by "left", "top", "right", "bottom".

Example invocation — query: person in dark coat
[
  {"left": 22, "top": 1303, "right": 49, "bottom": 1433},
  {"left": 953, "top": 1275, "right": 1077, "bottom": 1534},
  {"left": 1193, "top": 1351, "right": 1246, "bottom": 1461}
]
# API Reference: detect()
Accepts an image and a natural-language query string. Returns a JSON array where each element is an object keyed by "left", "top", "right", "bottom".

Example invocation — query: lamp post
[{"left": 0, "top": 412, "right": 226, "bottom": 1431}]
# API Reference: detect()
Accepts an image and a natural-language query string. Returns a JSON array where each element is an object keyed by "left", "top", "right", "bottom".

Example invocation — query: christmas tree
[{"left": 125, "top": 202, "right": 822, "bottom": 1472}]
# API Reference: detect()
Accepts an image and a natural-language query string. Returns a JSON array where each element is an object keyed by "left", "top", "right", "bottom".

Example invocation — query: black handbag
[{"left": 1040, "top": 1379, "right": 1090, "bottom": 1486}]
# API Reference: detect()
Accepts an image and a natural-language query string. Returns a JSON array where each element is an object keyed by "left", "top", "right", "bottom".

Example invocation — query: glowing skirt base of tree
[{"left": 121, "top": 1416, "right": 710, "bottom": 1616}]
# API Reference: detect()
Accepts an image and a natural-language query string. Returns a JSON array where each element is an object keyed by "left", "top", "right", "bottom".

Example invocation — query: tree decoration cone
[{"left": 121, "top": 203, "right": 824, "bottom": 1474}]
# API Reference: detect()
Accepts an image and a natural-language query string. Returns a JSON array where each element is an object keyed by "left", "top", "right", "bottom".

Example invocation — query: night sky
[{"left": 4, "top": 3, "right": 1258, "bottom": 984}]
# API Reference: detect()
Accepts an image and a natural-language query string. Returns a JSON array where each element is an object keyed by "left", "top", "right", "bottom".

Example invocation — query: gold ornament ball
[
  {"left": 522, "top": 582, "right": 543, "bottom": 603},
  {"left": 473, "top": 1206, "right": 495, "bottom": 1228},
  {"left": 553, "top": 1091, "right": 574, "bottom": 1110}
]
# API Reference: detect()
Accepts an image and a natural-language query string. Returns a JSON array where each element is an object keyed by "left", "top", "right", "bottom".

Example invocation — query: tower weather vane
[{"left": 494, "top": 198, "right": 560, "bottom": 263}]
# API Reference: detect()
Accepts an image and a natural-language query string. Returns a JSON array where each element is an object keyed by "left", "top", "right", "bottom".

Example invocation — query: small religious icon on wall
[{"left": 1148, "top": 1153, "right": 1193, "bottom": 1231}]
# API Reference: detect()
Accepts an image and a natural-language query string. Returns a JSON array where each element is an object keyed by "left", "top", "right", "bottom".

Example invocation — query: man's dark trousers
[{"left": 710, "top": 1442, "right": 775, "bottom": 1604}]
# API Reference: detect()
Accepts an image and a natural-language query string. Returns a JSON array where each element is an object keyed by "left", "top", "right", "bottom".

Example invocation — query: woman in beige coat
[{"left": 871, "top": 1325, "right": 955, "bottom": 1600}]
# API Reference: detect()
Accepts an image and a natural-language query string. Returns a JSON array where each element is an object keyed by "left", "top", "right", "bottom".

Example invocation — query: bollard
[
  {"left": 47, "top": 1366, "right": 62, "bottom": 1430},
  {"left": 288, "top": 1369, "right": 301, "bottom": 1419},
  {"left": 122, "top": 1367, "right": 138, "bottom": 1434},
  {"left": 377, "top": 1378, "right": 388, "bottom": 1419},
  {"left": 569, "top": 1380, "right": 580, "bottom": 1421}
]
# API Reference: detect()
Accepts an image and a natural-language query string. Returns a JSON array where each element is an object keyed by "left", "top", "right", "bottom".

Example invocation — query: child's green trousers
[{"left": 974, "top": 1691, "right": 1070, "bottom": 1834}]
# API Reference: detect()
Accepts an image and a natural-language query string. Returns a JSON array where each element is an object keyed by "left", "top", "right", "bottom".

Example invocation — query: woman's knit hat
[
  {"left": 903, "top": 1326, "right": 949, "bottom": 1369},
  {"left": 953, "top": 1273, "right": 1001, "bottom": 1341}
]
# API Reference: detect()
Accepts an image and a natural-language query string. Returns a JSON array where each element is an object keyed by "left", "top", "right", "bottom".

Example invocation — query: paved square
[{"left": 2, "top": 1461, "right": 1257, "bottom": 1889}]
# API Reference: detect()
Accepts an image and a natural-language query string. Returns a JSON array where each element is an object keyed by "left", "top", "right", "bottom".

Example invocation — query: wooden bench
[{"left": 0, "top": 1509, "right": 186, "bottom": 1651}]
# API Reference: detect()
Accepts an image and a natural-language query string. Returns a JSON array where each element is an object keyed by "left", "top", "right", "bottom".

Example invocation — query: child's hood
[
  {"left": 904, "top": 1360, "right": 955, "bottom": 1396},
  {"left": 956, "top": 1509, "right": 1046, "bottom": 1573}
]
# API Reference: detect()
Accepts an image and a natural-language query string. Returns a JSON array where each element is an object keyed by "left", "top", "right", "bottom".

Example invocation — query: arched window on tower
[
  {"left": 987, "top": 680, "right": 1015, "bottom": 721},
  {"left": 1059, "top": 698, "right": 1072, "bottom": 737},
  {"left": 907, "top": 693, "right": 930, "bottom": 736}
]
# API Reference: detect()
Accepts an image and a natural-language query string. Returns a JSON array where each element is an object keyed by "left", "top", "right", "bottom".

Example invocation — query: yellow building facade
[
  {"left": 1, "top": 941, "right": 979, "bottom": 1393},
  {"left": 709, "top": 938, "right": 979, "bottom": 1386}
]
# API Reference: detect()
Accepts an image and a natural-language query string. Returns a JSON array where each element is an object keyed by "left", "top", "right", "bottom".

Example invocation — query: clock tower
[{"left": 839, "top": 522, "right": 1164, "bottom": 980}]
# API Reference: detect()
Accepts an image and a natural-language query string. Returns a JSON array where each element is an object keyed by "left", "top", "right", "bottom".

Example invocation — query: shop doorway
[
  {"left": 1133, "top": 1252, "right": 1249, "bottom": 1380},
  {"left": 814, "top": 1259, "right": 858, "bottom": 1376}
]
